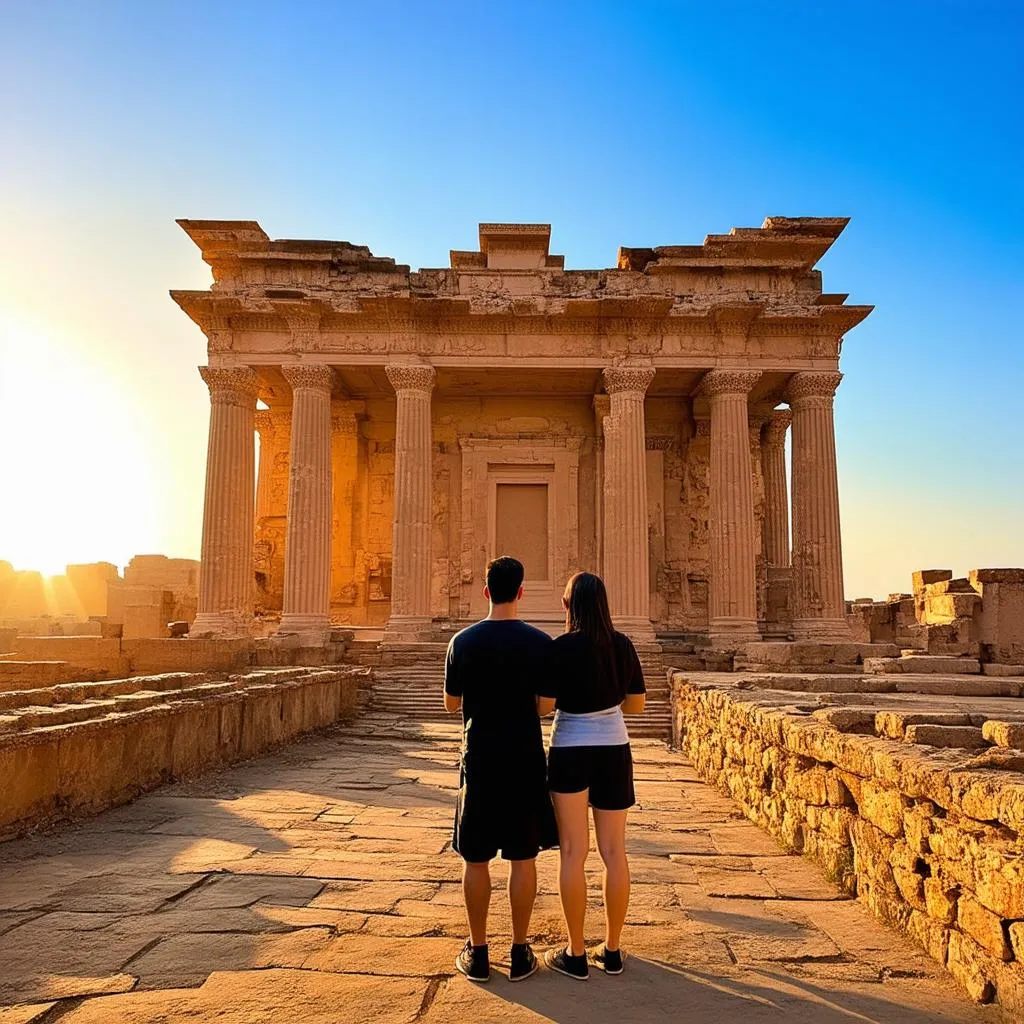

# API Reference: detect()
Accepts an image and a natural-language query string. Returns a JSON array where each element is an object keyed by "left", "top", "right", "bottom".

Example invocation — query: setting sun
[{"left": 0, "top": 311, "right": 160, "bottom": 576}]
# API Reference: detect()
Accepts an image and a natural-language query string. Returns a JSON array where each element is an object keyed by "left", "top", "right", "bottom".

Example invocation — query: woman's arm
[{"left": 621, "top": 692, "right": 646, "bottom": 714}]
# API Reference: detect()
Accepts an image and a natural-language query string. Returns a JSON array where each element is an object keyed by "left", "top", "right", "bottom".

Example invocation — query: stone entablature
[
  {"left": 172, "top": 217, "right": 870, "bottom": 367},
  {"left": 174, "top": 218, "right": 871, "bottom": 639}
]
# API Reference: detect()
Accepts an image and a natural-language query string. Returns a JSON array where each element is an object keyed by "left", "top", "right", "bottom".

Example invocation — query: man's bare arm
[
  {"left": 444, "top": 692, "right": 462, "bottom": 714},
  {"left": 537, "top": 696, "right": 556, "bottom": 717}
]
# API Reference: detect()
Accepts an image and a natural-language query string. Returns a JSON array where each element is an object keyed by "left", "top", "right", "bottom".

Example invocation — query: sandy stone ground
[{"left": 0, "top": 709, "right": 1007, "bottom": 1023}]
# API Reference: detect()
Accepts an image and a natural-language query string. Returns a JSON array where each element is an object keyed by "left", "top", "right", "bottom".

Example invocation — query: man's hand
[{"left": 444, "top": 693, "right": 462, "bottom": 714}]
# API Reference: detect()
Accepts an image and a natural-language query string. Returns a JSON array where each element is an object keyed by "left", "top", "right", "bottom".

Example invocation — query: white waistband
[{"left": 550, "top": 706, "right": 629, "bottom": 748}]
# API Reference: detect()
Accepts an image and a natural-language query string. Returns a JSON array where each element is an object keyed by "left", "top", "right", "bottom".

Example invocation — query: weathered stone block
[
  {"left": 971, "top": 568, "right": 1024, "bottom": 586},
  {"left": 958, "top": 894, "right": 1012, "bottom": 961},
  {"left": 923, "top": 876, "right": 958, "bottom": 925},
  {"left": 947, "top": 930, "right": 996, "bottom": 1003},
  {"left": 913, "top": 569, "right": 953, "bottom": 591},
  {"left": 981, "top": 720, "right": 1024, "bottom": 748},
  {"left": 859, "top": 781, "right": 905, "bottom": 838},
  {"left": 903, "top": 724, "right": 987, "bottom": 748},
  {"left": 1010, "top": 922, "right": 1024, "bottom": 961},
  {"left": 982, "top": 663, "right": 1024, "bottom": 676},
  {"left": 908, "top": 908, "right": 950, "bottom": 964},
  {"left": 0, "top": 738, "right": 58, "bottom": 831}
]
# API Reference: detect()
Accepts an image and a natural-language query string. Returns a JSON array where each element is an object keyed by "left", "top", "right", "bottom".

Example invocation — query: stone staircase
[{"left": 361, "top": 645, "right": 674, "bottom": 741}]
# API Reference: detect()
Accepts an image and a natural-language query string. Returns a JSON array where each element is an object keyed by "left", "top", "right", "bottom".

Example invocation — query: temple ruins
[{"left": 171, "top": 217, "right": 870, "bottom": 643}]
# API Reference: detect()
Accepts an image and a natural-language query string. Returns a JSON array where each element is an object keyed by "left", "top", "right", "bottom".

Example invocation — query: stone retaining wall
[
  {"left": 671, "top": 673, "right": 1024, "bottom": 1014},
  {"left": 0, "top": 666, "right": 366, "bottom": 840}
]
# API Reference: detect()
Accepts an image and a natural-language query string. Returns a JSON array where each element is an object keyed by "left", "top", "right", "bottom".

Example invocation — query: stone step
[{"left": 865, "top": 655, "right": 982, "bottom": 676}]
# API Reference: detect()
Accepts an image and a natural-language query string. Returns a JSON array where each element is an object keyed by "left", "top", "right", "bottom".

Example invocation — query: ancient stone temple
[{"left": 172, "top": 218, "right": 871, "bottom": 641}]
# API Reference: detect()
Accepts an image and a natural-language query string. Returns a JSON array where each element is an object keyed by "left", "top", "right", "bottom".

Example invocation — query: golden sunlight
[{"left": 0, "top": 311, "right": 158, "bottom": 575}]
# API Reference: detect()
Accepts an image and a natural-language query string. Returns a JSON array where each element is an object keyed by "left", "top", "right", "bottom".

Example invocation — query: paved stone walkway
[{"left": 0, "top": 710, "right": 1006, "bottom": 1022}]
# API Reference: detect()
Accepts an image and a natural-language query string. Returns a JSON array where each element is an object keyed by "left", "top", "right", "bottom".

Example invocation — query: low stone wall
[
  {"left": 671, "top": 672, "right": 1024, "bottom": 1014},
  {"left": 0, "top": 666, "right": 367, "bottom": 840}
]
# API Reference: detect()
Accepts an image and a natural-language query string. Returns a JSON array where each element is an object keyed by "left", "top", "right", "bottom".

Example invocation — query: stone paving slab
[{"left": 0, "top": 714, "right": 1008, "bottom": 1021}]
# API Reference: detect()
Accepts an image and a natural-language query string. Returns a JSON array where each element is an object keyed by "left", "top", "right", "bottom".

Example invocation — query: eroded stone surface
[
  {"left": 673, "top": 671, "right": 1024, "bottom": 1016},
  {"left": 0, "top": 707, "right": 998, "bottom": 1022}
]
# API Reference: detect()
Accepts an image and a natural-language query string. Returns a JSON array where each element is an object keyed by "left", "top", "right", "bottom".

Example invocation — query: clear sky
[{"left": 1, "top": 1, "right": 1021, "bottom": 596}]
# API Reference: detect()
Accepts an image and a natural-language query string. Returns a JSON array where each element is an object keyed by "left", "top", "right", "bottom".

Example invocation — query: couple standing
[{"left": 443, "top": 556, "right": 646, "bottom": 983}]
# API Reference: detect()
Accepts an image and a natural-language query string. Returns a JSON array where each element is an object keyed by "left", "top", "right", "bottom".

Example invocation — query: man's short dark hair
[{"left": 486, "top": 556, "right": 524, "bottom": 605}]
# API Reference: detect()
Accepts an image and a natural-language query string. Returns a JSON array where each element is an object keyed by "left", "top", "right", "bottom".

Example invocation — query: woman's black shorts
[{"left": 547, "top": 743, "right": 635, "bottom": 811}]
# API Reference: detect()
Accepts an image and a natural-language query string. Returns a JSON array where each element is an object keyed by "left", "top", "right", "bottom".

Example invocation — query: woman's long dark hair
[{"left": 563, "top": 571, "right": 615, "bottom": 647}]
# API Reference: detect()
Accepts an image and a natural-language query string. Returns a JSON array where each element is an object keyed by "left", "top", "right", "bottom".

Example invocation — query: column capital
[
  {"left": 762, "top": 408, "right": 793, "bottom": 448},
  {"left": 787, "top": 371, "right": 842, "bottom": 403},
  {"left": 254, "top": 409, "right": 276, "bottom": 437},
  {"left": 603, "top": 365, "right": 655, "bottom": 395},
  {"left": 199, "top": 365, "right": 259, "bottom": 399},
  {"left": 386, "top": 363, "right": 436, "bottom": 394},
  {"left": 701, "top": 369, "right": 760, "bottom": 397},
  {"left": 282, "top": 364, "right": 335, "bottom": 392}
]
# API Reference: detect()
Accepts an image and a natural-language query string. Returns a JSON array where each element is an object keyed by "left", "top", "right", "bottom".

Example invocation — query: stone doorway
[{"left": 460, "top": 437, "right": 581, "bottom": 622}]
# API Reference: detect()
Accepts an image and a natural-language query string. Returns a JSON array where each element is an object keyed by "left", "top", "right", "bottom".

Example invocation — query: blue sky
[{"left": 1, "top": 1, "right": 1021, "bottom": 594}]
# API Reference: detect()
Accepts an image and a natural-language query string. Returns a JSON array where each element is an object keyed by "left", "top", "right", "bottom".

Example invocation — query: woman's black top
[{"left": 541, "top": 630, "right": 646, "bottom": 714}]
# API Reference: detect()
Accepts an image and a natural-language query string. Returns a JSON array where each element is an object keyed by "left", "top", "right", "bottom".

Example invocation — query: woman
[{"left": 538, "top": 571, "right": 646, "bottom": 981}]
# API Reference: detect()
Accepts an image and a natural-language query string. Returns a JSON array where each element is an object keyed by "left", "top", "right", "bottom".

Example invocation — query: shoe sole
[
  {"left": 455, "top": 958, "right": 490, "bottom": 983},
  {"left": 593, "top": 964, "right": 623, "bottom": 975},
  {"left": 509, "top": 961, "right": 540, "bottom": 983}
]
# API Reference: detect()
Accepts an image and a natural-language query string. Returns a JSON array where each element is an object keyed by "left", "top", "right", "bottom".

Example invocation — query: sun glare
[{"left": 0, "top": 312, "right": 158, "bottom": 575}]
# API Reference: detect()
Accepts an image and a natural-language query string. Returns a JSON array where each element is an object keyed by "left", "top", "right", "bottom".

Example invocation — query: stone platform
[
  {"left": 0, "top": 700, "right": 998, "bottom": 1022},
  {"left": 671, "top": 670, "right": 1024, "bottom": 1015},
  {"left": 0, "top": 667, "right": 366, "bottom": 839}
]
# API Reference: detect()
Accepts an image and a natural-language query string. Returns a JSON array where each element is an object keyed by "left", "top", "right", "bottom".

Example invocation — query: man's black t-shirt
[
  {"left": 540, "top": 630, "right": 646, "bottom": 714},
  {"left": 444, "top": 618, "right": 552, "bottom": 779}
]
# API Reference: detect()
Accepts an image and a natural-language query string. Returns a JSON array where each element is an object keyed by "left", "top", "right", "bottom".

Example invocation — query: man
[{"left": 444, "top": 555, "right": 557, "bottom": 983}]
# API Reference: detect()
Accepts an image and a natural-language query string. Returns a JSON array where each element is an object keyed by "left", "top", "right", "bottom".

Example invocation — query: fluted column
[
  {"left": 386, "top": 364, "right": 435, "bottom": 635},
  {"left": 278, "top": 365, "right": 335, "bottom": 633},
  {"left": 193, "top": 366, "right": 259, "bottom": 636},
  {"left": 602, "top": 366, "right": 655, "bottom": 640},
  {"left": 788, "top": 372, "right": 848, "bottom": 639},
  {"left": 762, "top": 408, "right": 792, "bottom": 568},
  {"left": 254, "top": 410, "right": 276, "bottom": 525},
  {"left": 704, "top": 369, "right": 761, "bottom": 644}
]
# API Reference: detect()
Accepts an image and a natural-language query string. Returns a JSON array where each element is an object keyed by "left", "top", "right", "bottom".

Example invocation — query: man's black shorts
[
  {"left": 453, "top": 761, "right": 559, "bottom": 863},
  {"left": 547, "top": 743, "right": 635, "bottom": 811}
]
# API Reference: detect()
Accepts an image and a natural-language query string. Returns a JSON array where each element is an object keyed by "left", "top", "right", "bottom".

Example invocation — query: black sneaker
[
  {"left": 544, "top": 946, "right": 589, "bottom": 980},
  {"left": 590, "top": 944, "right": 624, "bottom": 975},
  {"left": 509, "top": 943, "right": 538, "bottom": 982},
  {"left": 455, "top": 939, "right": 490, "bottom": 982}
]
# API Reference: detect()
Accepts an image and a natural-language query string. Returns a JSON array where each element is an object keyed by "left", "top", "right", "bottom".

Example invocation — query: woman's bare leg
[
  {"left": 551, "top": 790, "right": 590, "bottom": 956},
  {"left": 593, "top": 807, "right": 630, "bottom": 951}
]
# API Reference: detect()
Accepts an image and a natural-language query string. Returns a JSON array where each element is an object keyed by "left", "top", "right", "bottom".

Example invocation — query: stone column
[
  {"left": 254, "top": 409, "right": 276, "bottom": 525},
  {"left": 602, "top": 366, "right": 655, "bottom": 639},
  {"left": 788, "top": 372, "right": 849, "bottom": 639},
  {"left": 192, "top": 366, "right": 259, "bottom": 636},
  {"left": 278, "top": 365, "right": 335, "bottom": 633},
  {"left": 386, "top": 364, "right": 436, "bottom": 635},
  {"left": 704, "top": 369, "right": 761, "bottom": 644},
  {"left": 761, "top": 408, "right": 792, "bottom": 567}
]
